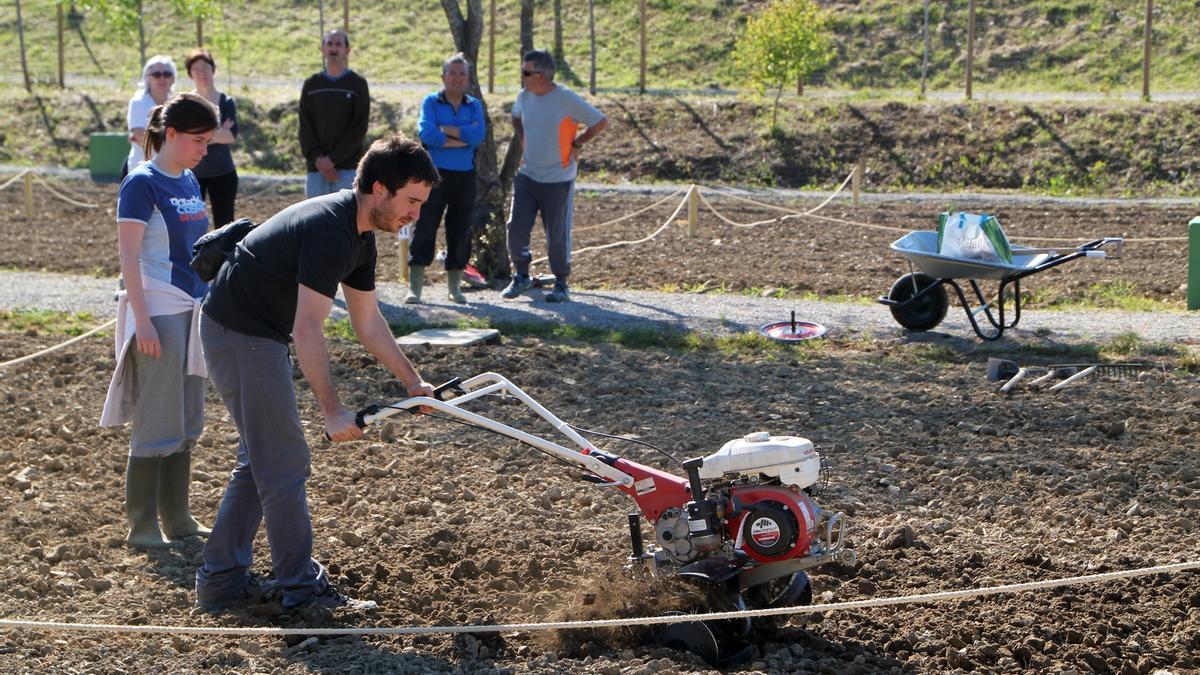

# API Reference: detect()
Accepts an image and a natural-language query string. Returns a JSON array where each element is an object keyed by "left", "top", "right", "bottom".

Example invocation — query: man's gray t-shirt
[{"left": 512, "top": 84, "right": 605, "bottom": 183}]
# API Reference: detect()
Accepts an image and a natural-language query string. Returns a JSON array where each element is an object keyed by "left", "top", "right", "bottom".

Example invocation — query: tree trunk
[
  {"left": 15, "top": 0, "right": 32, "bottom": 92},
  {"left": 137, "top": 0, "right": 146, "bottom": 68},
  {"left": 519, "top": 0, "right": 534, "bottom": 55},
  {"left": 441, "top": 0, "right": 513, "bottom": 279}
]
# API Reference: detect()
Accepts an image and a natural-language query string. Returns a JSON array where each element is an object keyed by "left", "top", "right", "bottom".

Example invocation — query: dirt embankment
[
  {"left": 5, "top": 89, "right": 1198, "bottom": 195},
  {"left": 0, "top": 180, "right": 1190, "bottom": 307}
]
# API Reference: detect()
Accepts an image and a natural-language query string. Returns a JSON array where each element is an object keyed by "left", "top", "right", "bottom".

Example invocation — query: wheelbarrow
[{"left": 878, "top": 230, "right": 1124, "bottom": 341}]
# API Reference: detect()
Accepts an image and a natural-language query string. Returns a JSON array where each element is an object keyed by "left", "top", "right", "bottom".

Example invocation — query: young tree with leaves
[{"left": 733, "top": 0, "right": 833, "bottom": 128}]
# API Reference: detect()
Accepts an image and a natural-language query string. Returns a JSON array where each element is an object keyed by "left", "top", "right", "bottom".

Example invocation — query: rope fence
[
  {"left": 0, "top": 168, "right": 100, "bottom": 210},
  {"left": 0, "top": 558, "right": 1194, "bottom": 637},
  {"left": 0, "top": 318, "right": 116, "bottom": 370}
]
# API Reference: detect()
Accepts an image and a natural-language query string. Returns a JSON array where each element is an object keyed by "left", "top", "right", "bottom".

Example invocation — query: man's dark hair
[
  {"left": 523, "top": 49, "right": 556, "bottom": 80},
  {"left": 354, "top": 134, "right": 440, "bottom": 194}
]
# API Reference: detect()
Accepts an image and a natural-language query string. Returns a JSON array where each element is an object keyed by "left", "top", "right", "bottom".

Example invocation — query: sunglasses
[
  {"left": 149, "top": 71, "right": 174, "bottom": 79},
  {"left": 521, "top": 69, "right": 540, "bottom": 77}
]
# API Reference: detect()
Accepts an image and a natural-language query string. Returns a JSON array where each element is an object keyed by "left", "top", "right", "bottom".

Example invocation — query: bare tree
[{"left": 440, "top": 0, "right": 518, "bottom": 278}]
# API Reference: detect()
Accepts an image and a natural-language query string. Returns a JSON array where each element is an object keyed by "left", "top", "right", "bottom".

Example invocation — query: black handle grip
[{"left": 432, "top": 377, "right": 464, "bottom": 401}]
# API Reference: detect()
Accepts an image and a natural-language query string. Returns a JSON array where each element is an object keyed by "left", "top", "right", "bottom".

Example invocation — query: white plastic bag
[{"left": 936, "top": 212, "right": 1013, "bottom": 264}]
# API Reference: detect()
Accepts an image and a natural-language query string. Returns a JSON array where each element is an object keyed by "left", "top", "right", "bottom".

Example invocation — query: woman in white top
[{"left": 124, "top": 55, "right": 177, "bottom": 178}]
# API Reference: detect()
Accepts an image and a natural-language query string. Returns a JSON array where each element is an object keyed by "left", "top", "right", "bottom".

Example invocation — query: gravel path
[{"left": 3, "top": 269, "right": 1196, "bottom": 346}]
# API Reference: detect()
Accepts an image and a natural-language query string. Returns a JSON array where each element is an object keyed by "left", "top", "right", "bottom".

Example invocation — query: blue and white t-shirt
[{"left": 116, "top": 162, "right": 210, "bottom": 298}]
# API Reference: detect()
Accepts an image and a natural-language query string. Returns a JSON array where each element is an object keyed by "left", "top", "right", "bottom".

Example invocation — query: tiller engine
[{"left": 356, "top": 373, "right": 854, "bottom": 665}]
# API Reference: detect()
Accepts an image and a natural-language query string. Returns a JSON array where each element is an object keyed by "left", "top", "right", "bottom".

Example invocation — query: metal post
[
  {"left": 639, "top": 0, "right": 647, "bottom": 94},
  {"left": 965, "top": 0, "right": 975, "bottom": 100},
  {"left": 921, "top": 0, "right": 930, "bottom": 99},
  {"left": 588, "top": 0, "right": 596, "bottom": 95},
  {"left": 488, "top": 0, "right": 495, "bottom": 94},
  {"left": 23, "top": 172, "right": 34, "bottom": 219},
  {"left": 852, "top": 162, "right": 863, "bottom": 205},
  {"left": 1188, "top": 217, "right": 1200, "bottom": 310},
  {"left": 57, "top": 4, "right": 65, "bottom": 88},
  {"left": 686, "top": 186, "right": 698, "bottom": 237},
  {"left": 1142, "top": 0, "right": 1153, "bottom": 102}
]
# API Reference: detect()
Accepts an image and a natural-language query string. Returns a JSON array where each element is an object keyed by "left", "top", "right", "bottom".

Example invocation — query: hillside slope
[
  {"left": 1, "top": 0, "right": 1196, "bottom": 93},
  {"left": 2, "top": 87, "right": 1197, "bottom": 196}
]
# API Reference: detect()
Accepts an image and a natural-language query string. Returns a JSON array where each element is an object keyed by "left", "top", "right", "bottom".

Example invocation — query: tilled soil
[
  {"left": 0, "top": 329, "right": 1197, "bottom": 673},
  {"left": 0, "top": 179, "right": 1190, "bottom": 306}
]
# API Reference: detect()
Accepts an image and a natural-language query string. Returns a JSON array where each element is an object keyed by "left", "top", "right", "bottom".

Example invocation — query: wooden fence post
[
  {"left": 1142, "top": 0, "right": 1153, "bottom": 102},
  {"left": 23, "top": 172, "right": 34, "bottom": 219},
  {"left": 965, "top": 0, "right": 976, "bottom": 100},
  {"left": 921, "top": 0, "right": 930, "bottom": 99},
  {"left": 639, "top": 0, "right": 647, "bottom": 94},
  {"left": 687, "top": 185, "right": 698, "bottom": 237},
  {"left": 852, "top": 162, "right": 863, "bottom": 206}
]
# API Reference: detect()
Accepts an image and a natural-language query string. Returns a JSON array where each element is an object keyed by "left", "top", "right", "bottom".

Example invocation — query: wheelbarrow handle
[{"left": 322, "top": 378, "right": 465, "bottom": 440}]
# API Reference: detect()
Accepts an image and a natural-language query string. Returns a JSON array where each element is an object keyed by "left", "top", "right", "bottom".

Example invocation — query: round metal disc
[
  {"left": 657, "top": 614, "right": 720, "bottom": 666},
  {"left": 759, "top": 320, "right": 827, "bottom": 343}
]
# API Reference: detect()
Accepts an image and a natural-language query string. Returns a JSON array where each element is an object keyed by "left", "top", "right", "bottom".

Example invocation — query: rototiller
[{"left": 353, "top": 373, "right": 854, "bottom": 664}]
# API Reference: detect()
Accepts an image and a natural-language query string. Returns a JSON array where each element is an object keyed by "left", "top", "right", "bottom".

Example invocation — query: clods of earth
[{"left": 1, "top": 326, "right": 1197, "bottom": 673}]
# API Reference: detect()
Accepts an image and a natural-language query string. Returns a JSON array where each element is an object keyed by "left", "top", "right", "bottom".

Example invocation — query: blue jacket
[{"left": 417, "top": 91, "right": 486, "bottom": 172}]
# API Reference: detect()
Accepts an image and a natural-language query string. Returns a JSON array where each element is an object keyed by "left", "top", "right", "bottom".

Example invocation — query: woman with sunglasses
[
  {"left": 123, "top": 55, "right": 177, "bottom": 179},
  {"left": 102, "top": 93, "right": 220, "bottom": 549}
]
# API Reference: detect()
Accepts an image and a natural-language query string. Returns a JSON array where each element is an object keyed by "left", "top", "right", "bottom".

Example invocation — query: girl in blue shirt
[{"left": 109, "top": 92, "right": 219, "bottom": 548}]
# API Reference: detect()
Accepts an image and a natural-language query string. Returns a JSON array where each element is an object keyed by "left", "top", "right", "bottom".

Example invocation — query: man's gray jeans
[{"left": 194, "top": 314, "right": 327, "bottom": 608}]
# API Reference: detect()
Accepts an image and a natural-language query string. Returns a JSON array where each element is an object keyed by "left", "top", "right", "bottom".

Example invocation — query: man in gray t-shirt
[{"left": 501, "top": 49, "right": 608, "bottom": 303}]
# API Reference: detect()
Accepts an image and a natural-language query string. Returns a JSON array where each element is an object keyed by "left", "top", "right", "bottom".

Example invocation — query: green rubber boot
[
  {"left": 446, "top": 269, "right": 467, "bottom": 304},
  {"left": 125, "top": 456, "right": 171, "bottom": 549},
  {"left": 158, "top": 448, "right": 210, "bottom": 540},
  {"left": 404, "top": 265, "right": 425, "bottom": 304}
]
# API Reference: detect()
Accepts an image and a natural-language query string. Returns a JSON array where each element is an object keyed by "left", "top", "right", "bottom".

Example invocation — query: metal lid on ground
[{"left": 759, "top": 311, "right": 827, "bottom": 343}]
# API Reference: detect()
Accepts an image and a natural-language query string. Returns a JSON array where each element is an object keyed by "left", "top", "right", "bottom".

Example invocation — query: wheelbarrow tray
[{"left": 889, "top": 231, "right": 1052, "bottom": 280}]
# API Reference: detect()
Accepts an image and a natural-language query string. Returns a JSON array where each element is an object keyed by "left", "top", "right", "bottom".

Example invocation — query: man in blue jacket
[{"left": 408, "top": 53, "right": 486, "bottom": 304}]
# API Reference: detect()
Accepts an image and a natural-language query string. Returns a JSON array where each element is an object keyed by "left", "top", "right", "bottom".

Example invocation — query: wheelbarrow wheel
[{"left": 887, "top": 273, "right": 949, "bottom": 331}]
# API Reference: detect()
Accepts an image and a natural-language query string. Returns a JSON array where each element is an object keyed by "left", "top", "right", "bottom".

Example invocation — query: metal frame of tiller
[{"left": 355, "top": 373, "right": 851, "bottom": 590}]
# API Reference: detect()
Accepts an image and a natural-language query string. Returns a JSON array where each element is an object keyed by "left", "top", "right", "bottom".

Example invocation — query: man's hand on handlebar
[
  {"left": 324, "top": 407, "right": 365, "bottom": 442},
  {"left": 407, "top": 380, "right": 436, "bottom": 413}
]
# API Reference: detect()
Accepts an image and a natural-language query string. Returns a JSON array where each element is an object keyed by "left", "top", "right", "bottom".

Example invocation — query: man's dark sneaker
[
  {"left": 500, "top": 274, "right": 534, "bottom": 299},
  {"left": 544, "top": 282, "right": 570, "bottom": 303},
  {"left": 295, "top": 585, "right": 378, "bottom": 613},
  {"left": 196, "top": 574, "right": 276, "bottom": 612}
]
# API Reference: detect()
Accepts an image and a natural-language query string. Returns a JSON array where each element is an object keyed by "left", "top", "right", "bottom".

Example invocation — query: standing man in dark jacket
[{"left": 299, "top": 29, "right": 370, "bottom": 198}]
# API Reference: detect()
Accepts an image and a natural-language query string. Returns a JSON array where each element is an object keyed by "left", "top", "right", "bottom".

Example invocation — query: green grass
[
  {"left": 0, "top": 308, "right": 102, "bottom": 336},
  {"left": 1029, "top": 281, "right": 1187, "bottom": 312}
]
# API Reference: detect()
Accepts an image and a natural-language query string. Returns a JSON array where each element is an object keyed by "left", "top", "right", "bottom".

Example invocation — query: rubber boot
[
  {"left": 158, "top": 448, "right": 211, "bottom": 540},
  {"left": 404, "top": 265, "right": 425, "bottom": 304},
  {"left": 125, "top": 456, "right": 171, "bottom": 549},
  {"left": 446, "top": 269, "right": 467, "bottom": 304}
]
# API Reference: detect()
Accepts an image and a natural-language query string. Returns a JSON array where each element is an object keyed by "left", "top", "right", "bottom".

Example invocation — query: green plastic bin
[{"left": 89, "top": 132, "right": 129, "bottom": 182}]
